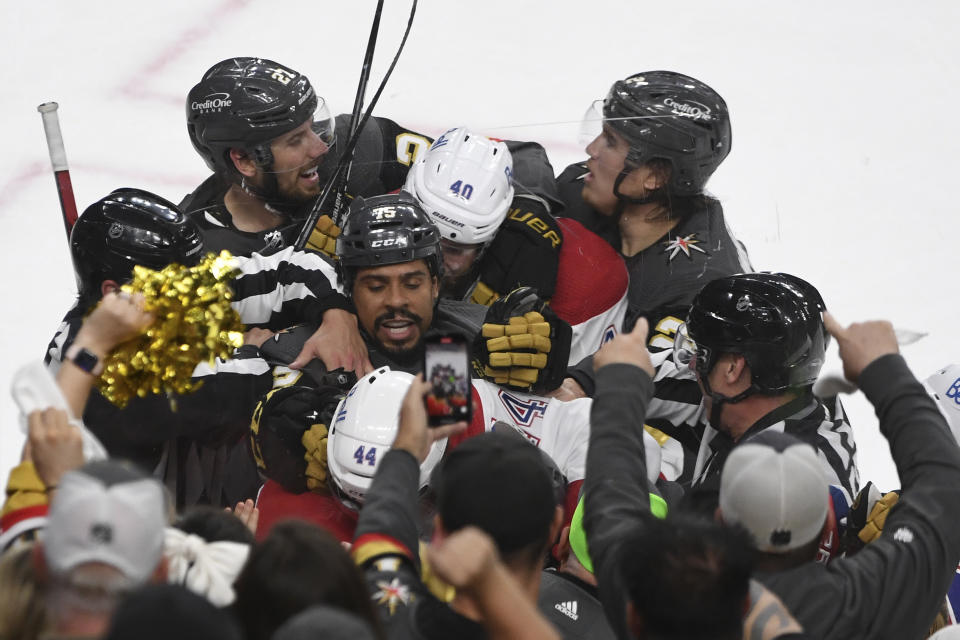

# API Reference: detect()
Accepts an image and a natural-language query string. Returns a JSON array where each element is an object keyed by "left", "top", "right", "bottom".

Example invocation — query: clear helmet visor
[
  {"left": 310, "top": 97, "right": 337, "bottom": 148},
  {"left": 579, "top": 99, "right": 605, "bottom": 148},
  {"left": 673, "top": 322, "right": 699, "bottom": 369}
]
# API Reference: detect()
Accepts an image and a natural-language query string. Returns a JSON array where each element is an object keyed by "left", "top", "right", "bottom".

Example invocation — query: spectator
[
  {"left": 103, "top": 584, "right": 242, "bottom": 640},
  {"left": 0, "top": 542, "right": 47, "bottom": 640},
  {"left": 164, "top": 507, "right": 253, "bottom": 607},
  {"left": 583, "top": 319, "right": 805, "bottom": 639},
  {"left": 718, "top": 315, "right": 960, "bottom": 639},
  {"left": 231, "top": 520, "right": 383, "bottom": 640},
  {"left": 271, "top": 605, "right": 379, "bottom": 640},
  {"left": 37, "top": 460, "right": 168, "bottom": 638},
  {"left": 351, "top": 374, "right": 563, "bottom": 637}
]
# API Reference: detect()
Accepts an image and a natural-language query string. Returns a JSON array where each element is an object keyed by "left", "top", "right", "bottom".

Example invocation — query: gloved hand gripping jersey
[
  {"left": 473, "top": 287, "right": 571, "bottom": 394},
  {"left": 249, "top": 384, "right": 345, "bottom": 494},
  {"left": 305, "top": 214, "right": 342, "bottom": 258}
]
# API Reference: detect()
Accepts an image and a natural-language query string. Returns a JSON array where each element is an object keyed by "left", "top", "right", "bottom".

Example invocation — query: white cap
[
  {"left": 719, "top": 431, "right": 829, "bottom": 553},
  {"left": 44, "top": 465, "right": 166, "bottom": 584}
]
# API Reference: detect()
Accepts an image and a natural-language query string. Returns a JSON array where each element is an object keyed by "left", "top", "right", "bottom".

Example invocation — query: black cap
[{"left": 434, "top": 432, "right": 556, "bottom": 554}]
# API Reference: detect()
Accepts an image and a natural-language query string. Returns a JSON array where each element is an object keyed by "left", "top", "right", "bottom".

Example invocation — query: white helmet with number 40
[
  {"left": 404, "top": 126, "right": 514, "bottom": 245},
  {"left": 327, "top": 367, "right": 448, "bottom": 510}
]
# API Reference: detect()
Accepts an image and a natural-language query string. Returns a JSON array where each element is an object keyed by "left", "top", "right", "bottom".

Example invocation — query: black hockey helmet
[
  {"left": 186, "top": 57, "right": 328, "bottom": 174},
  {"left": 70, "top": 188, "right": 204, "bottom": 303},
  {"left": 681, "top": 272, "right": 827, "bottom": 395},
  {"left": 603, "top": 71, "right": 731, "bottom": 197},
  {"left": 336, "top": 192, "right": 443, "bottom": 293}
]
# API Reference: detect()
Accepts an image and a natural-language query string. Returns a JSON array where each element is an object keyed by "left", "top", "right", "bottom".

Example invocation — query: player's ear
[
  {"left": 230, "top": 148, "right": 258, "bottom": 177},
  {"left": 100, "top": 280, "right": 121, "bottom": 298}
]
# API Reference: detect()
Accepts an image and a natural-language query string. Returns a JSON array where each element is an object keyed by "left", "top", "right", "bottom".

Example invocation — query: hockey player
[
  {"left": 252, "top": 351, "right": 665, "bottom": 546},
  {"left": 405, "top": 126, "right": 630, "bottom": 364},
  {"left": 181, "top": 57, "right": 432, "bottom": 257},
  {"left": 47, "top": 188, "right": 367, "bottom": 506},
  {"left": 403, "top": 126, "right": 562, "bottom": 304},
  {"left": 556, "top": 71, "right": 752, "bottom": 339}
]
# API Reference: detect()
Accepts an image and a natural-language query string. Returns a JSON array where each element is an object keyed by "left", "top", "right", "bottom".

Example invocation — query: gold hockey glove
[
  {"left": 473, "top": 287, "right": 571, "bottom": 393},
  {"left": 306, "top": 215, "right": 341, "bottom": 258}
]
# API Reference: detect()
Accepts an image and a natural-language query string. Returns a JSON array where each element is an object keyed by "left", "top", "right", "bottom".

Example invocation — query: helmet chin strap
[{"left": 699, "top": 374, "right": 757, "bottom": 435}]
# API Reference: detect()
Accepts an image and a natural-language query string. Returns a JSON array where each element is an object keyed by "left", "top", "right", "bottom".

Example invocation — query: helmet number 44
[{"left": 354, "top": 445, "right": 377, "bottom": 467}]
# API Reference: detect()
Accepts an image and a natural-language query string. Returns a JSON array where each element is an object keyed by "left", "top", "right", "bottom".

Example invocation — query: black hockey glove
[
  {"left": 250, "top": 384, "right": 344, "bottom": 494},
  {"left": 472, "top": 287, "right": 572, "bottom": 394},
  {"left": 471, "top": 196, "right": 562, "bottom": 306}
]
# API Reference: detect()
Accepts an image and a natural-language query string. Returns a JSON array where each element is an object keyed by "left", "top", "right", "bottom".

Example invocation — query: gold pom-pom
[{"left": 96, "top": 251, "right": 244, "bottom": 408}]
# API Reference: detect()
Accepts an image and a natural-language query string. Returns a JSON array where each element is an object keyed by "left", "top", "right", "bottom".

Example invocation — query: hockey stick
[
  {"left": 37, "top": 102, "right": 80, "bottom": 241},
  {"left": 323, "top": 0, "right": 386, "bottom": 233},
  {"left": 347, "top": 0, "right": 385, "bottom": 142},
  {"left": 294, "top": 0, "right": 419, "bottom": 250}
]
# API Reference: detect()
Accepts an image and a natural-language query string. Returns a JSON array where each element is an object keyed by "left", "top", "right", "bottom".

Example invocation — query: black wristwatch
[{"left": 65, "top": 344, "right": 104, "bottom": 376}]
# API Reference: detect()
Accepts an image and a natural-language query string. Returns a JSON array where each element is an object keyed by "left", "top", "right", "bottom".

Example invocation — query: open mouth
[
  {"left": 300, "top": 166, "right": 320, "bottom": 183},
  {"left": 379, "top": 318, "right": 416, "bottom": 341}
]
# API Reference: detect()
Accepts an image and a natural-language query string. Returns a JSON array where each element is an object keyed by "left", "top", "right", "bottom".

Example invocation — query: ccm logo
[{"left": 370, "top": 237, "right": 408, "bottom": 248}]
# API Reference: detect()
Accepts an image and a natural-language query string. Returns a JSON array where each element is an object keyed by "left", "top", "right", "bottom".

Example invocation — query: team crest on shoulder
[
  {"left": 662, "top": 233, "right": 707, "bottom": 260},
  {"left": 373, "top": 577, "right": 412, "bottom": 615}
]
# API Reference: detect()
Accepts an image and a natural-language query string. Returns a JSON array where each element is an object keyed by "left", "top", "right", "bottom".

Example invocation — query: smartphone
[{"left": 423, "top": 333, "right": 473, "bottom": 427}]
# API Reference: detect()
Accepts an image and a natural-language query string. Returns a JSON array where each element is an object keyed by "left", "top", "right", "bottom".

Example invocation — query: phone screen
[{"left": 424, "top": 334, "right": 472, "bottom": 427}]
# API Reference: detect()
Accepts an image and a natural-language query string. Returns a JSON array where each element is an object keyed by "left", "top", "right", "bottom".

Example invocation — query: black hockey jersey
[
  {"left": 556, "top": 161, "right": 752, "bottom": 323},
  {"left": 179, "top": 114, "right": 433, "bottom": 257}
]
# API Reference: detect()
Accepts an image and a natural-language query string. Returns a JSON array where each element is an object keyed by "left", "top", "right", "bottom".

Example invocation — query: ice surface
[{"left": 2, "top": 0, "right": 957, "bottom": 491}]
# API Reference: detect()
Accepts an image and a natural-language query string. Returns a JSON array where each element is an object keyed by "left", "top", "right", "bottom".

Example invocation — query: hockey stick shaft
[
  {"left": 37, "top": 102, "right": 80, "bottom": 240},
  {"left": 322, "top": 0, "right": 386, "bottom": 233},
  {"left": 295, "top": 0, "right": 418, "bottom": 249},
  {"left": 348, "top": 0, "right": 385, "bottom": 138}
]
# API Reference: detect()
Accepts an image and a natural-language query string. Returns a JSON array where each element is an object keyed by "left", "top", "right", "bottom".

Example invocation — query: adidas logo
[{"left": 555, "top": 600, "right": 579, "bottom": 621}]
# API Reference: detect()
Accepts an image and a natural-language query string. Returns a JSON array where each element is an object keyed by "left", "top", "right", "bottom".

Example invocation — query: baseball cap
[
  {"left": 719, "top": 431, "right": 828, "bottom": 553},
  {"left": 44, "top": 461, "right": 167, "bottom": 584},
  {"left": 434, "top": 431, "right": 556, "bottom": 555}
]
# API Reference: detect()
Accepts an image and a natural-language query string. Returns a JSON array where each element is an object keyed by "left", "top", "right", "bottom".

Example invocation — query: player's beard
[{"left": 370, "top": 309, "right": 427, "bottom": 366}]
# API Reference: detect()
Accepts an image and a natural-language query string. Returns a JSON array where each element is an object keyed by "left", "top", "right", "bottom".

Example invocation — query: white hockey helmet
[
  {"left": 327, "top": 367, "right": 448, "bottom": 509},
  {"left": 924, "top": 364, "right": 960, "bottom": 445},
  {"left": 404, "top": 127, "right": 515, "bottom": 245}
]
